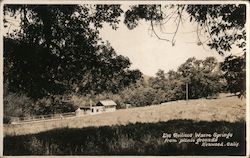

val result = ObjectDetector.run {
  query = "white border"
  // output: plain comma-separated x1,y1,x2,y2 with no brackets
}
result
0,0,250,5
246,0,250,157
0,0,4,157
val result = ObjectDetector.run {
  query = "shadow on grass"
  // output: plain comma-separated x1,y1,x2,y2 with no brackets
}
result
4,119,246,156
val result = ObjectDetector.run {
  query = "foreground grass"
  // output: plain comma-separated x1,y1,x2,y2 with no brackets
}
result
4,119,246,156
4,94,246,136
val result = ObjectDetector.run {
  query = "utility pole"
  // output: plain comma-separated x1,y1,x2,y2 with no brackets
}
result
186,83,189,101
90,99,92,108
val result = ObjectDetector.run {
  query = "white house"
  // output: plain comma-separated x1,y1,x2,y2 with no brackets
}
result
75,99,117,116
96,100,117,112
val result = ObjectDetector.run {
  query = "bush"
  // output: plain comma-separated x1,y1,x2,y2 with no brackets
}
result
34,95,77,115
4,93,34,118
3,116,11,124
120,86,158,106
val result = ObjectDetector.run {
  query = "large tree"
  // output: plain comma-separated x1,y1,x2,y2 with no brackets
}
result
149,57,223,100
3,5,142,99
177,57,223,99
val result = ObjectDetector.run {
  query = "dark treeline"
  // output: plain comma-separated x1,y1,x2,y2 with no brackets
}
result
4,120,246,155
3,55,244,122
122,57,224,106
109,55,245,107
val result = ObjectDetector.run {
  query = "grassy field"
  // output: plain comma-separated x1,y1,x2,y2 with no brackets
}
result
4,120,246,155
4,94,246,136
4,94,246,155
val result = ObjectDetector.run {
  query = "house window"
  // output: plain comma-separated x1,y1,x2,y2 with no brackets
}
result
92,109,94,113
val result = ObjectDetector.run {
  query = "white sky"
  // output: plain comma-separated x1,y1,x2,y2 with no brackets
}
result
99,19,240,77
99,5,242,76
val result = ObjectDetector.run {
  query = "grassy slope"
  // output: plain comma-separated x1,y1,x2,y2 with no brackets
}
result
4,94,246,136
4,120,246,155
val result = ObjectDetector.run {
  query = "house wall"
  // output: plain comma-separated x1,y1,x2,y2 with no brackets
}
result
75,108,83,116
91,106,104,114
84,109,91,114
76,108,92,116
76,105,116,116
105,106,116,112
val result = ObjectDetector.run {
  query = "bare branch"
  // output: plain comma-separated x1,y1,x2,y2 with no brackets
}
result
150,20,171,42
160,9,178,25
196,23,209,51
171,6,184,46
149,5,185,46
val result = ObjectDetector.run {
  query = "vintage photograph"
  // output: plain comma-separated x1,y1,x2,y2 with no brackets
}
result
2,1,248,156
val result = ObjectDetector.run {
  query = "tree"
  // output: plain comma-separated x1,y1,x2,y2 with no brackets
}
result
4,93,34,117
147,57,224,102
221,55,246,97
3,4,142,99
149,70,168,90
164,70,185,101
124,4,246,54
3,4,247,102
121,85,157,106
177,57,223,99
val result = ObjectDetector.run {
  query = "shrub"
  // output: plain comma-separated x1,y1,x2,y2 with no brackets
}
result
34,95,77,115
121,86,158,106
3,116,11,124
4,93,34,118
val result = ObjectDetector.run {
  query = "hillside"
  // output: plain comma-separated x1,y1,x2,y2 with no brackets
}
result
4,94,245,136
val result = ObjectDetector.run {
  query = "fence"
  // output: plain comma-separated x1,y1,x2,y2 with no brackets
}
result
8,112,76,124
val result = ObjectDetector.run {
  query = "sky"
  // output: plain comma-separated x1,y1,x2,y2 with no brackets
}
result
99,6,241,76
3,4,242,77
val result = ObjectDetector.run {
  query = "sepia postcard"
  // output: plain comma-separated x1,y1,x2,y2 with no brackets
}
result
0,0,249,157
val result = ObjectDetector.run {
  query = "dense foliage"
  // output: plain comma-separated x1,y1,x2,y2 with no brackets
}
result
221,55,246,97
120,57,224,106
4,5,142,99
3,5,143,117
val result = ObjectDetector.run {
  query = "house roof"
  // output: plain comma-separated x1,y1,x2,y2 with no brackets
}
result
97,100,117,106
77,100,96,108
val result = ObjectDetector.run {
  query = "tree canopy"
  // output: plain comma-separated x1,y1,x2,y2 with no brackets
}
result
149,57,224,100
124,4,246,54
4,5,142,99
